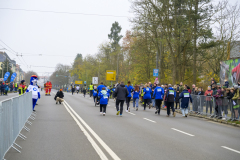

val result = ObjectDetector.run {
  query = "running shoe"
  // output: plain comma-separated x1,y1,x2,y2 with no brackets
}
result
126,110,128,112
173,112,176,117
136,108,138,111
120,114,122,117
103,113,105,116
100,112,103,115
128,108,130,112
185,114,188,117
155,110,158,114
116,110,120,115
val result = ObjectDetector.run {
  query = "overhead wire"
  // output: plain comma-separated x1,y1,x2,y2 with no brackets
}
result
0,7,130,18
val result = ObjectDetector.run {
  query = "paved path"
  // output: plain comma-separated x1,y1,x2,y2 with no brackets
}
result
4,90,240,160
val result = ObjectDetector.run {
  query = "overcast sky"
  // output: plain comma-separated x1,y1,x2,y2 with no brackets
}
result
0,0,238,76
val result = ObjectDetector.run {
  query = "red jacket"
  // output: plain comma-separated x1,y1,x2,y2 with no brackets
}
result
204,90,213,101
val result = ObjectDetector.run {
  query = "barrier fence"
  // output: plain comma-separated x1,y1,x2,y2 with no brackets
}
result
0,92,35,160
178,95,240,121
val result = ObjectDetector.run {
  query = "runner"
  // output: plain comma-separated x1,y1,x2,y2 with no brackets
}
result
143,84,152,110
132,85,140,111
153,83,164,115
76,85,80,94
83,84,87,97
98,87,109,116
115,82,128,117
179,85,192,117
166,84,176,117
126,81,134,112
89,83,94,97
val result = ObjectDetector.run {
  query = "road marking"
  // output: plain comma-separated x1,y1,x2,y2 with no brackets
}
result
63,103,108,160
221,146,240,154
171,128,195,137
64,101,121,160
143,118,156,123
128,112,136,115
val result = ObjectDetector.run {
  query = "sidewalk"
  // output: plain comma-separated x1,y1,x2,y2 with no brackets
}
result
4,93,100,160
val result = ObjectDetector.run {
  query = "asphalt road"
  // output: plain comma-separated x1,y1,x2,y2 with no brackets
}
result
4,90,240,160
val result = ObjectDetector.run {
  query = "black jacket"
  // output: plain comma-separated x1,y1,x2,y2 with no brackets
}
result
114,84,129,100
55,91,64,100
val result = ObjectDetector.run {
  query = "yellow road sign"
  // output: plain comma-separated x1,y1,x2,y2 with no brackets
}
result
106,70,116,81
75,81,82,84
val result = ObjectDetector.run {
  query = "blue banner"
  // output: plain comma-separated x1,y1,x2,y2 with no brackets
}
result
3,72,10,81
153,69,159,77
10,72,17,82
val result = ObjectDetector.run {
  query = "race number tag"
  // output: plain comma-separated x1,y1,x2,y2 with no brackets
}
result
146,88,149,91
184,93,190,97
157,89,161,92
103,95,108,99
169,90,174,95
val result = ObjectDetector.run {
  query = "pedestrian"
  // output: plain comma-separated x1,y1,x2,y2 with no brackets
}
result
163,84,168,108
213,87,223,118
132,85,140,111
165,84,176,117
83,84,87,97
179,85,192,117
143,84,152,110
76,85,80,94
204,86,213,115
153,83,164,115
115,82,128,116
89,83,94,97
55,89,64,104
98,87,109,116
151,83,157,108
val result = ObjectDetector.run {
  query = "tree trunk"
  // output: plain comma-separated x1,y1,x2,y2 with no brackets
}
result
193,0,198,84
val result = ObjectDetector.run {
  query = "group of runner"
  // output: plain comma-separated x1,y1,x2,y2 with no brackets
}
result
91,81,192,117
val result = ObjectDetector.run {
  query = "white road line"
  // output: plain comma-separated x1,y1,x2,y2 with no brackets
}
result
143,118,156,123
171,128,195,137
64,101,121,160
128,112,136,115
221,146,240,154
63,103,108,160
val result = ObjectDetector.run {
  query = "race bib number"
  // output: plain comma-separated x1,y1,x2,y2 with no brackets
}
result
184,93,190,97
157,89,161,92
169,90,174,95
103,95,108,99
146,88,149,91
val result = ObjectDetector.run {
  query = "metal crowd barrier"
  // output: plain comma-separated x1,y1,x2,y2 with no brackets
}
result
182,94,240,121
0,92,35,160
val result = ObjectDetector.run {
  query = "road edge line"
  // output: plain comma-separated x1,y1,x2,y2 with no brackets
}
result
63,102,108,160
64,101,121,160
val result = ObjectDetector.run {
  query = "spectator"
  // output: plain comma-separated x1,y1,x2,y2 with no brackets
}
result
224,81,229,88
0,82,5,96
232,85,239,120
222,87,228,119
149,82,152,89
187,86,191,94
179,82,184,93
194,87,198,95
55,89,64,104
204,86,213,115
211,79,217,89
5,82,9,96
192,84,196,94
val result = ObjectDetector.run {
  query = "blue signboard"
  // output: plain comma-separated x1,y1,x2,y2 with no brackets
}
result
3,72,10,81
10,72,17,82
153,69,159,77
